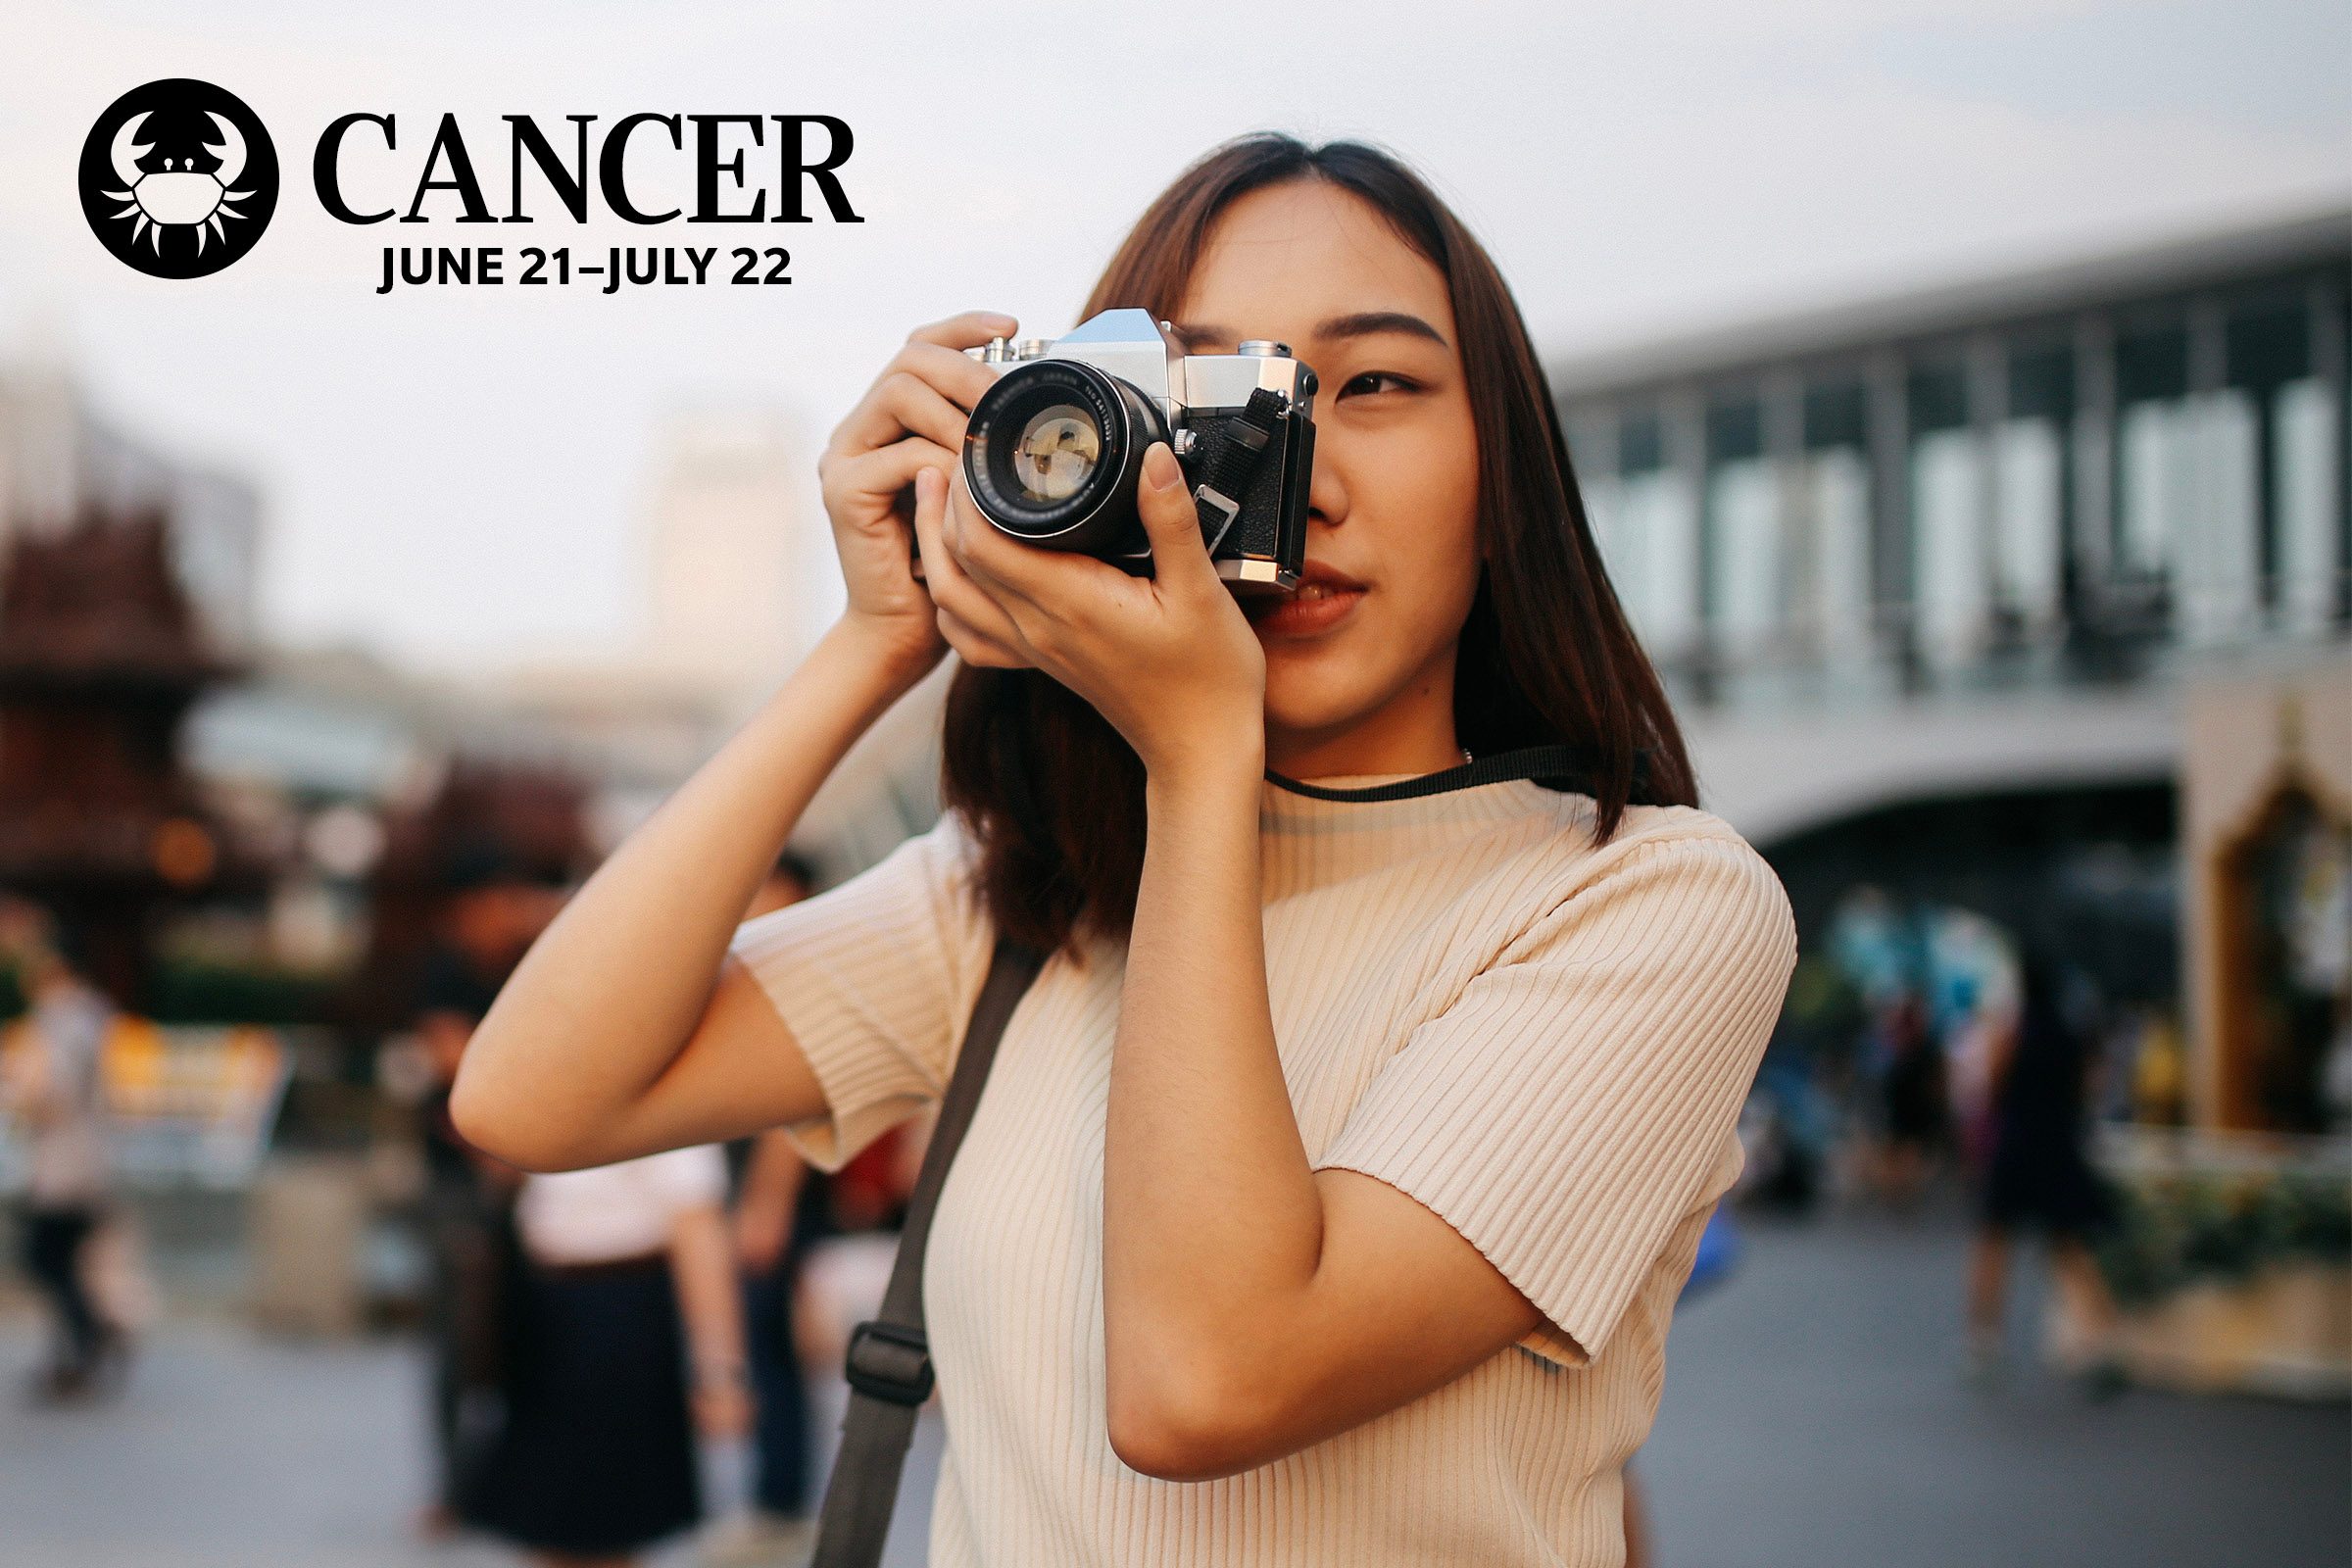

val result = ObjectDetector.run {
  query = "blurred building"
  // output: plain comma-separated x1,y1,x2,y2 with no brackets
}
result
0,364,262,659
639,411,800,700
1556,206,2349,1132
0,367,265,1004
480,409,810,848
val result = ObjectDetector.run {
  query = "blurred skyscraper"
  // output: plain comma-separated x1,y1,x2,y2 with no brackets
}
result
638,412,799,702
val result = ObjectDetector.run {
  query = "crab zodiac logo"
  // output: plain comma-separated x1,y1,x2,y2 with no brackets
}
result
79,79,277,279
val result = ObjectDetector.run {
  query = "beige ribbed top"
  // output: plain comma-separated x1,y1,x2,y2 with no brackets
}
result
729,772,1796,1567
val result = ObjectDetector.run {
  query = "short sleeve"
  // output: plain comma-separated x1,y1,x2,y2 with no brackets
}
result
726,811,996,1172
1313,829,1795,1368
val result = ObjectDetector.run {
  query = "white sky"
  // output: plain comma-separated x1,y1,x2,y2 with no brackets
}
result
1,0,2344,675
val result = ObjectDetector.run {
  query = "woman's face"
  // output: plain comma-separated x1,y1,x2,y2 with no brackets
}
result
1171,179,1484,761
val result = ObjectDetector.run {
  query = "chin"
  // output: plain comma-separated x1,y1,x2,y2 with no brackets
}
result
1262,665,1381,745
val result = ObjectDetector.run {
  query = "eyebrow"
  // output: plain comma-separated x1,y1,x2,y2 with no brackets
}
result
1171,311,1450,353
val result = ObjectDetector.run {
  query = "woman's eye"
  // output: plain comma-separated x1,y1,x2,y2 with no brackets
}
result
1338,370,1416,399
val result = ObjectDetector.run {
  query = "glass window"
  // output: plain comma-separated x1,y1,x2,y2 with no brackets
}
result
1991,417,2065,634
2179,389,2261,647
1707,458,1781,659
1912,429,1988,670
2277,378,2342,635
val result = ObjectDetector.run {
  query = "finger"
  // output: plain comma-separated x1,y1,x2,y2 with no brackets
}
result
1134,441,1221,594
936,604,1029,668
942,468,1053,612
831,369,974,461
906,310,1019,351
946,469,1152,645
891,339,1009,416
832,436,958,509
914,467,1030,651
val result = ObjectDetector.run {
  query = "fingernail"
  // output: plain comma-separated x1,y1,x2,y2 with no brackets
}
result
1145,443,1181,491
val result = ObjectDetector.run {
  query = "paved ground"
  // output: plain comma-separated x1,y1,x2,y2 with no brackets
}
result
1,1210,2342,1567
1638,1212,2349,1568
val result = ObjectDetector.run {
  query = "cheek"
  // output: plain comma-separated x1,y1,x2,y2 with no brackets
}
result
1364,420,1484,626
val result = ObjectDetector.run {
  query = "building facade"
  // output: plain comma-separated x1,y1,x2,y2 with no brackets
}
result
1555,208,2351,1132
1559,208,2347,741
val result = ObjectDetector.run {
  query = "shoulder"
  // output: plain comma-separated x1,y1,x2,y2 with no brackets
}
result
1512,798,1794,965
1510,792,1781,893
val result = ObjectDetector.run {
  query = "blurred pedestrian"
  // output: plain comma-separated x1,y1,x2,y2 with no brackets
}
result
1965,956,2122,1390
1873,991,1945,1210
0,902,129,1404
414,847,546,1536
459,1144,750,1567
706,850,824,1568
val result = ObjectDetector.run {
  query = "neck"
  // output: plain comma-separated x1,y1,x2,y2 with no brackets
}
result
1264,649,1461,780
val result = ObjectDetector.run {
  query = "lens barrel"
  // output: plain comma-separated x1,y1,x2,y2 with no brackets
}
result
963,359,1167,558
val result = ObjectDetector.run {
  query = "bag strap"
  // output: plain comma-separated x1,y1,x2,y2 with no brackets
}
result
810,935,1045,1568
811,744,1620,1560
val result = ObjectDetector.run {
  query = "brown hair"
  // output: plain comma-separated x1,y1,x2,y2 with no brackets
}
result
940,133,1697,957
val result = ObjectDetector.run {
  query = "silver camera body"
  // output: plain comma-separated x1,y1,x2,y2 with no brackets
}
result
960,308,1317,592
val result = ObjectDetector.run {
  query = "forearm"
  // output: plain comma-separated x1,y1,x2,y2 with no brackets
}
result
669,1203,748,1376
1102,752,1327,1413
734,1129,808,1270
742,1129,808,1217
452,618,927,1168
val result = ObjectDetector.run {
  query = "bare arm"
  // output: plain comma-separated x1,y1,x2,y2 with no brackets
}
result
1102,760,1541,1482
669,1201,753,1439
450,618,929,1172
921,443,1541,1482
452,311,1022,1174
0,1024,58,1128
734,1128,810,1274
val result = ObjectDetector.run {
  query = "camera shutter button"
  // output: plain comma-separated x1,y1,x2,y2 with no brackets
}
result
1237,340,1289,358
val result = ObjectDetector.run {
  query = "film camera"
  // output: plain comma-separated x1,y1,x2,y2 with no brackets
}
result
958,309,1317,591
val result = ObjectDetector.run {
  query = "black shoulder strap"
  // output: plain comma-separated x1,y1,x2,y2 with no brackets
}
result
810,935,1045,1568
810,744,1624,1560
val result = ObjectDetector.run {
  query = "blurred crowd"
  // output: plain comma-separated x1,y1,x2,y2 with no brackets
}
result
0,847,940,1568
1739,888,2163,1387
396,843,940,1567
0,857,2326,1565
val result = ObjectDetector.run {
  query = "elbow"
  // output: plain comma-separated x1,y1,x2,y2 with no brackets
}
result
1104,1350,1272,1484
447,1053,574,1174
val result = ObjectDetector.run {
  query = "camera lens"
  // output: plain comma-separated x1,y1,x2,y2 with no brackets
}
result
963,359,1166,560
1009,405,1101,504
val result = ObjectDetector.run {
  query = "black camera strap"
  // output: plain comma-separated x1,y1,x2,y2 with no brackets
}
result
810,745,1623,1566
1189,387,1290,554
811,936,1043,1568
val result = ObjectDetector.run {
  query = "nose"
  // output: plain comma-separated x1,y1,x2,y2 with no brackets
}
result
1304,437,1347,531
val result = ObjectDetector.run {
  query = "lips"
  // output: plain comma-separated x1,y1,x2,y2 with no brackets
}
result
1245,560,1367,637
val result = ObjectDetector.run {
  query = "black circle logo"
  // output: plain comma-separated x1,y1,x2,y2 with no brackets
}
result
79,79,277,279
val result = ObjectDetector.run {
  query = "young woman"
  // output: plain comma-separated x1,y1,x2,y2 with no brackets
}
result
453,133,1797,1566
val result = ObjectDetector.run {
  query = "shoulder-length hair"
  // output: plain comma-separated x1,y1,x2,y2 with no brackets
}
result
940,132,1697,957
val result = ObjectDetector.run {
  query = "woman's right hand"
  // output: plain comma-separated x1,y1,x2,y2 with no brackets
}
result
820,310,1027,683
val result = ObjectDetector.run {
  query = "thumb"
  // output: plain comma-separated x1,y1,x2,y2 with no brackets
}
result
1136,442,1215,585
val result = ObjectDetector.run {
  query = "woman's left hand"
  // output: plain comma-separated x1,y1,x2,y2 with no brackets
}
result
912,444,1267,779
